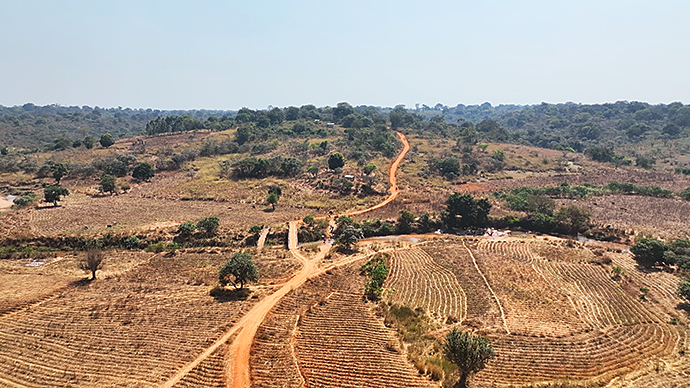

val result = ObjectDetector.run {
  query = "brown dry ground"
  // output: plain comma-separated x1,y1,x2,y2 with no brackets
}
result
0,248,300,387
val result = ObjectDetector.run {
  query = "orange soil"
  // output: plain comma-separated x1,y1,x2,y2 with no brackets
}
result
159,132,410,388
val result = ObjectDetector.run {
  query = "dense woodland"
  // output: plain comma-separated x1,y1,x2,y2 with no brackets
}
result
3,101,690,180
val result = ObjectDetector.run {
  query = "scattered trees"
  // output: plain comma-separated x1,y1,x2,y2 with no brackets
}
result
79,250,105,280
443,328,495,388
99,174,117,194
219,250,259,289
44,185,69,206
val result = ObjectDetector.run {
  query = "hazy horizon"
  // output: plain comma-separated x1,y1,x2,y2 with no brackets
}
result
2,1,689,110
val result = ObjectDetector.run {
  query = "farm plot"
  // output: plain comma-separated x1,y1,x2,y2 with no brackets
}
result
0,253,276,388
473,240,588,336
475,323,684,386
295,292,436,388
386,247,466,323
421,241,504,329
24,191,305,237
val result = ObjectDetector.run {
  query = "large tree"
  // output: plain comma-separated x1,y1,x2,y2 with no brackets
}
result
555,205,591,235
50,162,68,184
100,174,117,194
442,193,492,230
99,133,114,148
132,163,155,181
44,185,69,206
328,152,345,170
631,238,668,265
79,250,105,280
443,328,495,388
219,251,259,289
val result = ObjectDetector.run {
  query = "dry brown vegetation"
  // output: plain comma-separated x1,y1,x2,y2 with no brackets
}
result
0,249,299,387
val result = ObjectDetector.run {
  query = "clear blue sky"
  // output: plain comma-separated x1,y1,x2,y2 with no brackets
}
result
1,0,689,110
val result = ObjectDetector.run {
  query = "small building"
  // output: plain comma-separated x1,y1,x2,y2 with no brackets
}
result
326,122,335,128
343,175,355,181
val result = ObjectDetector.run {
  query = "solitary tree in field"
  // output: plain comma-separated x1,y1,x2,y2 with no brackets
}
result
267,193,279,210
79,250,105,280
50,162,68,184
177,222,197,238
443,328,495,388
44,185,69,206
328,152,345,170
99,133,114,148
219,250,259,289
100,174,117,194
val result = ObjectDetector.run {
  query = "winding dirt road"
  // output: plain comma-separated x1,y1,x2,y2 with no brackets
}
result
159,132,410,388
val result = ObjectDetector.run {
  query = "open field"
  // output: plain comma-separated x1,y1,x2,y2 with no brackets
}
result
0,249,300,387
250,261,437,388
389,237,689,387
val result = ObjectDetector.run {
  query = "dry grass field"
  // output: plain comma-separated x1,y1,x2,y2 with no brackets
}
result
250,261,437,388
0,249,300,388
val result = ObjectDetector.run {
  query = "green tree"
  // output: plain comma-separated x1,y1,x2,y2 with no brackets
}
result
78,250,105,280
44,185,69,206
219,250,259,289
396,210,415,234
336,224,363,251
631,238,668,264
328,152,345,170
442,193,492,230
132,163,155,181
177,221,197,238
268,185,282,197
50,162,68,184
83,136,95,149
197,216,220,236
680,188,690,201
443,328,495,388
303,215,315,225
99,133,115,148
363,163,377,175
267,193,279,210
678,281,690,300
555,205,591,235
0,147,8,155
99,174,117,194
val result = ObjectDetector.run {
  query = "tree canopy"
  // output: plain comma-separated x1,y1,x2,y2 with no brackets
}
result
443,328,495,388
44,185,69,206
219,251,259,289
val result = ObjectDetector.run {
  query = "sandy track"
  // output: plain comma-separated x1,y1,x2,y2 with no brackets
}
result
159,133,410,388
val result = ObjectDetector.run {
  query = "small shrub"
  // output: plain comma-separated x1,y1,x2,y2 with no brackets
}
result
145,241,166,253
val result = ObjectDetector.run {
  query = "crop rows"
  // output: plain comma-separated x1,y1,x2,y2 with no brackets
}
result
386,248,466,322
473,240,585,336
476,323,683,386
172,342,228,388
0,273,255,387
421,243,504,328
295,292,435,388
544,260,662,328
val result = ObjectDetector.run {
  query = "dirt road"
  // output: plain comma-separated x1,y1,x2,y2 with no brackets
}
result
159,132,410,388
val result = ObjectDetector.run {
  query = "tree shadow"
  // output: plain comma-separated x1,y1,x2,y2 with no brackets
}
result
69,278,93,287
210,286,252,302
263,207,275,213
676,302,690,313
